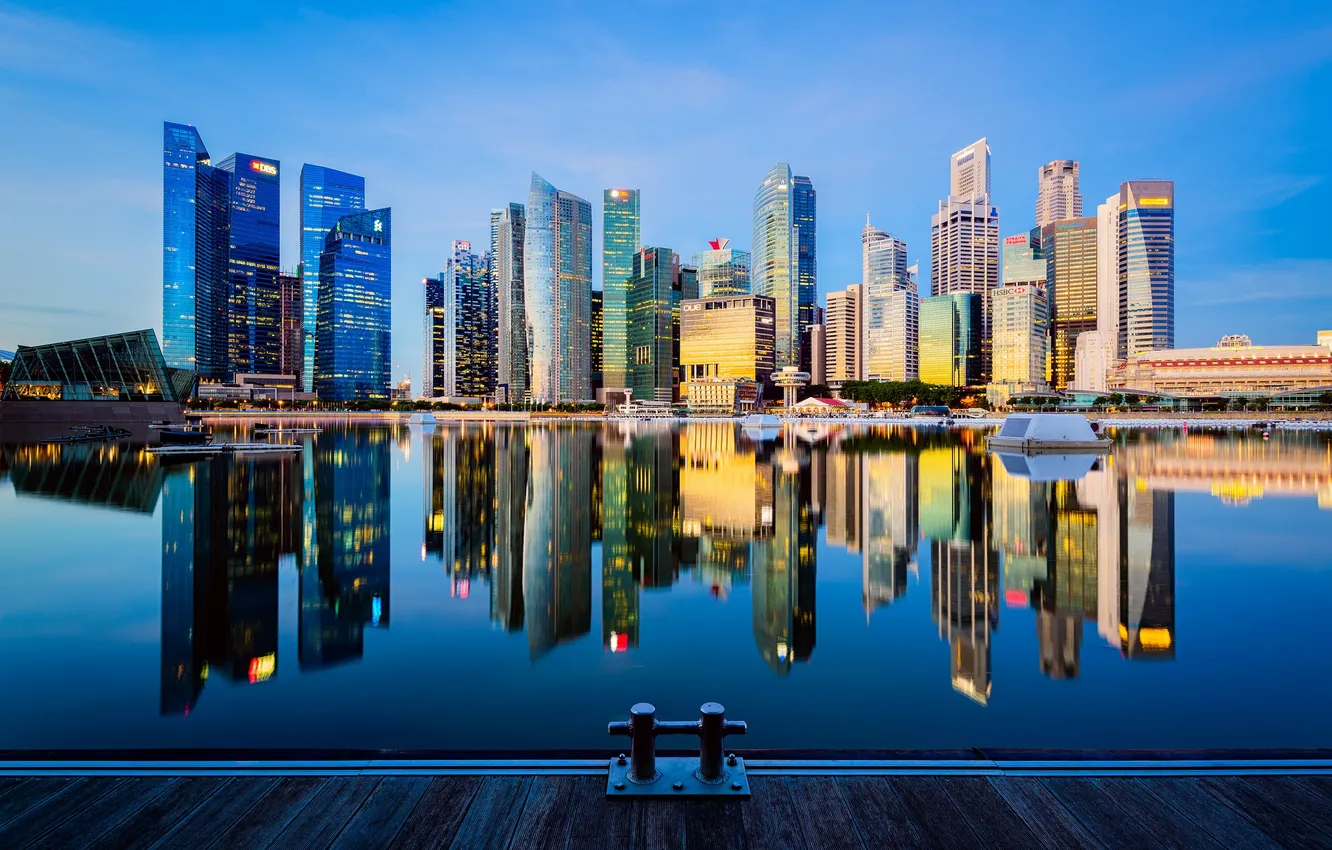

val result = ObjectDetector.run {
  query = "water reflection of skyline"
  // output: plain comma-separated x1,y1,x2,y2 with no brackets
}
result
4,424,1329,718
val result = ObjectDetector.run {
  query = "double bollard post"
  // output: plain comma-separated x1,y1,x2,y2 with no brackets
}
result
606,702,750,798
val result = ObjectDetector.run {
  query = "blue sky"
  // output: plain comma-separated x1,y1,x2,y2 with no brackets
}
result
1,0,1330,379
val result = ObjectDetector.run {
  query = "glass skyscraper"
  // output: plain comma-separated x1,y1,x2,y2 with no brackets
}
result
919,293,982,387
693,238,751,297
316,208,392,401
627,247,676,403
300,166,365,393
1119,180,1175,359
216,153,282,378
602,188,640,393
753,163,799,368
862,218,916,381
1043,217,1098,390
792,174,817,372
524,173,592,403
491,203,526,402
162,122,210,371
441,240,493,397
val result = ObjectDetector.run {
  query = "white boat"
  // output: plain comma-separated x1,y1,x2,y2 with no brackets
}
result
406,412,438,425
986,413,1110,453
742,413,781,428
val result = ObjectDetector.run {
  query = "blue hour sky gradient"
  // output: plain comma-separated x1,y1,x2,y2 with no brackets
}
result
1,0,1330,379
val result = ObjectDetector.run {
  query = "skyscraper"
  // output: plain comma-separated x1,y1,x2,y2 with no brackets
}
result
602,188,640,393
591,289,604,394
1042,217,1098,390
432,241,493,398
1118,180,1175,359
315,209,391,401
524,173,592,403
422,273,445,399
694,238,751,297
933,140,999,380
1002,229,1046,286
793,175,818,372
825,285,862,385
1035,160,1082,228
162,122,213,372
753,163,804,368
278,273,303,379
680,294,776,390
990,283,1049,390
627,247,676,403
300,166,365,392
491,203,526,402
919,293,981,387
1074,194,1121,391
215,153,282,378
861,216,916,381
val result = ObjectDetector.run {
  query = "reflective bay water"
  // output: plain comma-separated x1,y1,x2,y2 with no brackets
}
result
1,419,1330,752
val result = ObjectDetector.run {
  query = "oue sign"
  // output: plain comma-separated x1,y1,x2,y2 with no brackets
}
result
249,160,278,176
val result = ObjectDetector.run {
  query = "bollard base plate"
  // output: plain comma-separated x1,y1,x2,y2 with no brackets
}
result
606,756,750,799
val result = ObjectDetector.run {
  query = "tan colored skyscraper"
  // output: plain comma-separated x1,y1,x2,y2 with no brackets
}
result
1042,217,1098,391
825,284,862,385
950,138,991,201
1035,160,1082,228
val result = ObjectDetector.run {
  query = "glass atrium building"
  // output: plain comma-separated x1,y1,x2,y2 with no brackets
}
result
2,330,191,403
316,209,392,401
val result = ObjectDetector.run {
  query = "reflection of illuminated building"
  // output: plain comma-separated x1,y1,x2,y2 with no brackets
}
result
423,424,496,597
1037,610,1082,679
824,451,861,553
680,423,774,540
628,428,684,589
752,453,815,674
524,426,593,659
1119,486,1175,659
918,446,976,541
301,427,390,669
932,541,998,704
601,429,637,651
8,443,163,513
861,451,918,617
493,426,527,632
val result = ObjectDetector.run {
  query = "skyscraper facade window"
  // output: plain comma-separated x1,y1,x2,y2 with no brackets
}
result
919,293,981,387
1042,217,1098,391
602,188,640,393
447,240,494,397
693,238,751,297
316,208,391,401
793,175,817,373
627,247,676,403
216,153,282,378
162,122,210,372
1035,160,1082,228
680,295,776,390
591,289,603,394
1073,192,1123,392
491,203,526,402
300,165,365,393
1119,180,1175,359
862,217,916,381
1002,229,1046,286
931,199,1000,380
524,173,592,403
753,163,800,368
422,273,445,398
278,273,303,379
825,284,862,385
990,284,1049,388
950,138,991,201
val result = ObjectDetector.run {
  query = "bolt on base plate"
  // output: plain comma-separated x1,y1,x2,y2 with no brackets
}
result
606,756,751,799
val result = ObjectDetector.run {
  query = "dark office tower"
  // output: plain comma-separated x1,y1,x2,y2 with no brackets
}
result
422,273,446,398
278,273,303,379
302,427,391,668
523,426,593,660
591,289,604,395
601,431,637,652
672,258,698,400
1042,217,1098,390
442,241,494,398
491,203,527,403
792,175,817,373
492,427,527,631
1119,486,1175,660
627,247,676,403
214,154,281,378
316,209,392,401
300,166,365,393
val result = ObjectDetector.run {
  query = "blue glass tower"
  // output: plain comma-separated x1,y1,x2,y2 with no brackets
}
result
316,208,392,401
300,166,366,392
524,173,592,403
216,154,281,378
792,175,817,372
162,122,212,371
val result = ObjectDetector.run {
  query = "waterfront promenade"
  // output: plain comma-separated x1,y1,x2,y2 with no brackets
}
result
2,760,1331,848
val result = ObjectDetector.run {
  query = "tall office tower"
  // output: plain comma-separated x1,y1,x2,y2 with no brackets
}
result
680,294,777,389
990,284,1049,389
862,216,917,381
919,293,981,387
1042,217,1098,390
627,247,677,403
694,238,751,297
825,285,862,385
525,173,592,403
441,241,494,398
1035,160,1082,228
934,139,999,380
672,258,698,400
278,273,303,379
422,273,445,398
315,209,391,401
602,188,640,393
300,166,365,392
490,203,526,402
215,154,281,378
1002,229,1046,286
591,289,604,394
1118,180,1175,359
1074,194,1122,391
162,122,216,373
808,323,826,386
792,175,817,372
753,163,801,368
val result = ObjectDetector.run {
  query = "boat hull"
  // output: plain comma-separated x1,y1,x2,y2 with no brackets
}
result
986,436,1110,453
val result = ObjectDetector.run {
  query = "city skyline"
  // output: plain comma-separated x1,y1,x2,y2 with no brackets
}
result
4,3,1326,375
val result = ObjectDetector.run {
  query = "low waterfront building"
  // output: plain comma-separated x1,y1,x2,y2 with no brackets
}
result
1109,334,1332,397
684,378,761,414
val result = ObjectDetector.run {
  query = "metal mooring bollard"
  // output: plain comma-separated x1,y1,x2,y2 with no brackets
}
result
606,702,749,799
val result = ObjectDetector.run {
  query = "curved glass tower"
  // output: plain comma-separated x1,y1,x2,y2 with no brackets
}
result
753,164,798,367
524,173,592,403
524,174,558,403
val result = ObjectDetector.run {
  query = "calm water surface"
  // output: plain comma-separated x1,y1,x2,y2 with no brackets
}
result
1,418,1330,752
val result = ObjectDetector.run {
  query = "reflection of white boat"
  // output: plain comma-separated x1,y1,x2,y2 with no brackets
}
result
254,423,322,435
993,452,1098,481
406,412,438,426
986,413,1110,453
148,442,302,456
741,413,782,441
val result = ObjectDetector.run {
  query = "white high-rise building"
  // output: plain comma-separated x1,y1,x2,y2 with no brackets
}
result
935,139,1000,380
825,284,862,386
1035,160,1083,228
861,215,917,381
950,138,991,201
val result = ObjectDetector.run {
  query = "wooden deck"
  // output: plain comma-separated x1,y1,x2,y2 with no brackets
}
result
2,771,1332,848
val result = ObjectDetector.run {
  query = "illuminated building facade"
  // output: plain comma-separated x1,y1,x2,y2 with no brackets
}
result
793,175,818,374
215,153,282,378
450,241,494,397
627,247,678,403
694,238,751,297
825,285,861,385
754,163,815,369
315,208,392,401
862,218,916,381
680,294,776,394
990,284,1049,389
1002,229,1045,286
162,122,215,373
1119,180,1175,359
931,198,1000,381
525,173,592,402
591,289,603,393
300,165,365,392
1110,334,1332,396
602,188,639,392
1042,216,1098,391
1035,160,1082,228
919,293,981,387
278,273,302,379
491,203,526,402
